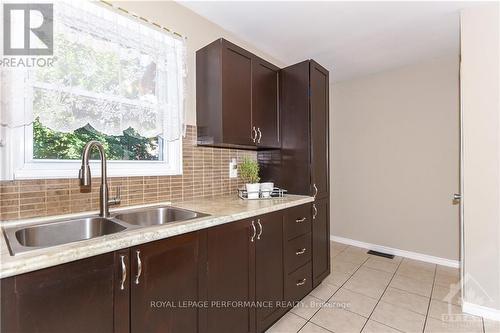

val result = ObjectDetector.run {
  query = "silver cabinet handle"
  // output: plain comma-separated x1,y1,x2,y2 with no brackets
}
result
313,184,318,198
251,126,257,143
296,278,307,286
256,219,262,240
250,220,256,242
257,128,262,143
295,217,306,223
296,248,307,255
120,255,127,290
313,204,318,220
135,250,142,285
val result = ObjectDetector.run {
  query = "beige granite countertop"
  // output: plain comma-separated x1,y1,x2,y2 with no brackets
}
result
0,195,313,279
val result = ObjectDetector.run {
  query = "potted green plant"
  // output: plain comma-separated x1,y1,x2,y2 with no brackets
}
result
240,158,260,199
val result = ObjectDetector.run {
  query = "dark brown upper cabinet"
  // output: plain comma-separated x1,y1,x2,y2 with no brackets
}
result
262,60,330,198
310,61,330,200
196,38,280,149
252,57,280,148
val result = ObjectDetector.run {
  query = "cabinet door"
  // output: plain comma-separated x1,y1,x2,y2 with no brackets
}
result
1,252,127,333
312,198,331,287
206,219,256,333
222,41,253,146
130,231,205,333
274,61,311,195
255,211,285,331
253,58,280,148
310,61,329,199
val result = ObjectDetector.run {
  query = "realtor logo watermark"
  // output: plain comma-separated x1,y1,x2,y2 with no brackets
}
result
2,3,55,67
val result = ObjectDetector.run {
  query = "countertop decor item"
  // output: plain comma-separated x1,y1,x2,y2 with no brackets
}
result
260,182,274,198
238,187,287,200
240,158,261,199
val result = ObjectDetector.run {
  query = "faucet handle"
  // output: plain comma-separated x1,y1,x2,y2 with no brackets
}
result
109,186,122,205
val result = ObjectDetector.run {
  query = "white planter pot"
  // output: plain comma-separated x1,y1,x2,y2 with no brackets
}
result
260,182,274,198
246,183,260,199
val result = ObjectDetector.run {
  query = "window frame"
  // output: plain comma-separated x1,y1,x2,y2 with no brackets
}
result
12,123,182,180
10,82,182,180
4,2,186,181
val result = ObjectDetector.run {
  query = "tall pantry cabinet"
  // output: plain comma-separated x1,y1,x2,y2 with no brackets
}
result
259,60,331,287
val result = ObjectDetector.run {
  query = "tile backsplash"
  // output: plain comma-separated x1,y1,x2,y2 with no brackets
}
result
0,125,256,220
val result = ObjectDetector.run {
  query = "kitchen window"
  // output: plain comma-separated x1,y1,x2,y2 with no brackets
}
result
0,1,186,180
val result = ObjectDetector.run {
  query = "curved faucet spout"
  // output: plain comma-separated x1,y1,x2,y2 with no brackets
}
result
79,141,106,187
79,140,118,217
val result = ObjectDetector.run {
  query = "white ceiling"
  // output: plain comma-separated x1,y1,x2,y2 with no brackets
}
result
179,1,482,82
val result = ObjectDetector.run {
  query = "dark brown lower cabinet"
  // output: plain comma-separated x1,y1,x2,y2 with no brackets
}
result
130,231,206,333
283,204,313,303
1,205,320,333
206,211,287,333
255,211,285,332
312,198,331,287
206,218,256,333
1,251,128,333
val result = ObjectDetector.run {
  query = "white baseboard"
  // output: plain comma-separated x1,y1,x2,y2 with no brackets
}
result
331,235,460,268
463,301,500,321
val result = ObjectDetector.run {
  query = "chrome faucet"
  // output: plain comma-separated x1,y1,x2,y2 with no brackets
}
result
79,140,121,218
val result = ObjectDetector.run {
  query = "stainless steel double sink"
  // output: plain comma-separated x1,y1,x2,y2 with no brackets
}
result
3,206,209,255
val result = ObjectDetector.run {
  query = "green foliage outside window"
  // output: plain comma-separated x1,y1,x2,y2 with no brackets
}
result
31,31,163,162
33,118,160,161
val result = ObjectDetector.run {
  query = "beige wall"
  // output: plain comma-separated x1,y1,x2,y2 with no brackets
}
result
461,3,500,311
114,1,284,126
331,56,460,260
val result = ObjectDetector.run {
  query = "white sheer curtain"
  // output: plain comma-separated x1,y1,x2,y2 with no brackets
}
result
0,0,186,179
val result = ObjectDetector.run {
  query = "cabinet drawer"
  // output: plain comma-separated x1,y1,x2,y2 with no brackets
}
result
285,233,312,274
284,204,312,240
285,263,312,302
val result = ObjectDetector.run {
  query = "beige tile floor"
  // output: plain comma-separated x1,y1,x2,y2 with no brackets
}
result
267,242,499,333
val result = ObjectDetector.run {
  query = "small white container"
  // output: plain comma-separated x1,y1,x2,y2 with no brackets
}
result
260,182,274,198
245,183,260,199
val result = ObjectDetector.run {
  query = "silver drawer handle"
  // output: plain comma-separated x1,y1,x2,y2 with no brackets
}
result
296,248,307,255
135,250,142,285
257,128,262,143
296,278,307,286
295,217,306,223
257,219,263,240
313,183,318,198
251,220,256,242
312,204,318,220
120,255,126,290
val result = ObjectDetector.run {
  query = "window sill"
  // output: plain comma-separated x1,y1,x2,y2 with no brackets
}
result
14,161,182,180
